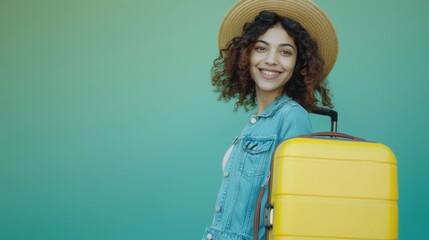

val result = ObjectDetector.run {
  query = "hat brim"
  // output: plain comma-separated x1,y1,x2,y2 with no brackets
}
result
218,0,338,77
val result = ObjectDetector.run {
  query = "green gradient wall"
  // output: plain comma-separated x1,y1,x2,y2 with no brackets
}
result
1,0,427,239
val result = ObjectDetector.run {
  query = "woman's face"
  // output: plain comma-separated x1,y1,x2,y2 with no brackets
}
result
249,23,297,98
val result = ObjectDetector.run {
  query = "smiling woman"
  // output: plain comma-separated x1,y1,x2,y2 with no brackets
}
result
212,11,333,113
203,1,338,239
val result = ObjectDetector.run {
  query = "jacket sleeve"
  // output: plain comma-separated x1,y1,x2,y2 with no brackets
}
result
278,104,313,141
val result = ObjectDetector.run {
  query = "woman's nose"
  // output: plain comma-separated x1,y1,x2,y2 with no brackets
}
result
264,50,278,65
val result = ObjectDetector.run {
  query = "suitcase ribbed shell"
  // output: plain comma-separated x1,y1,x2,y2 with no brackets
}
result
268,136,398,240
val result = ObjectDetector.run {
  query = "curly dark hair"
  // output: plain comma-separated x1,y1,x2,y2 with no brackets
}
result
212,11,333,112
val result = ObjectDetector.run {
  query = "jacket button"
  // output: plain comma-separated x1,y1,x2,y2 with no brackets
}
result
250,117,257,124
215,206,221,212
206,233,213,240
223,171,229,177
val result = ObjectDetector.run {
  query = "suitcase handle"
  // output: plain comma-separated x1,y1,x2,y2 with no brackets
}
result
312,107,338,132
304,131,367,141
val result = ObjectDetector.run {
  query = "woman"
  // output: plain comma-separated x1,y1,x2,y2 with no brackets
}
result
203,1,338,239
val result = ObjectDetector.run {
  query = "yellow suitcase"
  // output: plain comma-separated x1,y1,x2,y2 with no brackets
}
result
254,109,398,240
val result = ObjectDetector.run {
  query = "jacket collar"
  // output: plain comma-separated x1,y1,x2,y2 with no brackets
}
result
256,94,292,118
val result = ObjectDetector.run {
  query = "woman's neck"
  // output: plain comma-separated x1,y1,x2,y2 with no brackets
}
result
255,89,281,115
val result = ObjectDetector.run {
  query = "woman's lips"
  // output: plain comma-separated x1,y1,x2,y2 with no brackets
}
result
260,69,280,79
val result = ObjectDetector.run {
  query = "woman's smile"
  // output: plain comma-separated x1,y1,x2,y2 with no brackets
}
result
259,69,282,79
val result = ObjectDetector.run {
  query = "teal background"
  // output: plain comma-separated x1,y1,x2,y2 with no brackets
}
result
1,0,428,239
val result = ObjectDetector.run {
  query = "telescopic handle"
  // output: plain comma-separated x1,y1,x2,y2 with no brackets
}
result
312,107,338,132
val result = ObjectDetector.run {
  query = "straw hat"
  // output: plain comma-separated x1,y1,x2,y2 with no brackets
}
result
218,0,338,77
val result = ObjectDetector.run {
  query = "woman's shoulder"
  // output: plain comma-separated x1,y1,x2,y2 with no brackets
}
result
276,98,312,139
278,98,309,119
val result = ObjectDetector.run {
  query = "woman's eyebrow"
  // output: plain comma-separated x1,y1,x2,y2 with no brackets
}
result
256,40,296,50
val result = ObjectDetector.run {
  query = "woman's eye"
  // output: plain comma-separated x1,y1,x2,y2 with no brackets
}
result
254,46,266,52
280,50,292,56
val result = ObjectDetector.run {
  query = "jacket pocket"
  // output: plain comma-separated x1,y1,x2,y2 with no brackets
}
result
239,136,276,177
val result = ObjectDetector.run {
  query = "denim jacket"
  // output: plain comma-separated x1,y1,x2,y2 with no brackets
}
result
202,94,312,240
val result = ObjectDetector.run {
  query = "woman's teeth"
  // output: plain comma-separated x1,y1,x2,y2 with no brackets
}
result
261,70,279,77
